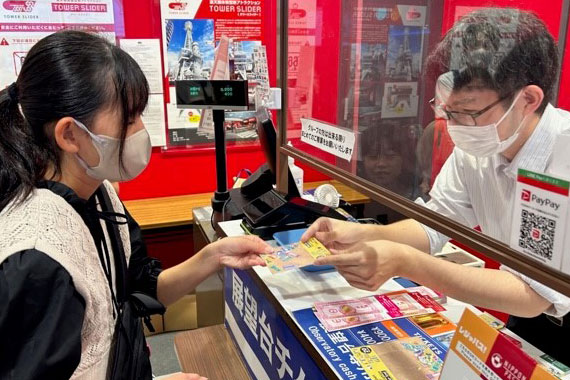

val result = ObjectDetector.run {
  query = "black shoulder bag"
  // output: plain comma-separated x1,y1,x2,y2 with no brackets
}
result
95,187,166,380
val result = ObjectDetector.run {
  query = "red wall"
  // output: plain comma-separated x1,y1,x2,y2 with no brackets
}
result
441,0,565,36
118,0,569,202
118,0,327,201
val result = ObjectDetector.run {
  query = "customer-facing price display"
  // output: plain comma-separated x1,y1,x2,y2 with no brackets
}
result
509,169,570,273
175,80,249,110
440,309,559,380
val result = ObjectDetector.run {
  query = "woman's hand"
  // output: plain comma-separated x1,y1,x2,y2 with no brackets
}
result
301,217,375,251
158,235,272,306
208,235,272,270
314,240,412,291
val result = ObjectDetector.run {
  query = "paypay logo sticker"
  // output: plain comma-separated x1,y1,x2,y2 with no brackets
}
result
521,189,531,202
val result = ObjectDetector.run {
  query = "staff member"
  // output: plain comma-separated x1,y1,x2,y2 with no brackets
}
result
303,8,570,363
0,31,272,380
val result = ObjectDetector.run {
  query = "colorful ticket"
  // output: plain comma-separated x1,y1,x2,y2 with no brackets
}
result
317,313,387,331
261,237,331,274
314,290,446,332
375,290,445,319
313,297,383,318
300,237,331,259
405,286,447,305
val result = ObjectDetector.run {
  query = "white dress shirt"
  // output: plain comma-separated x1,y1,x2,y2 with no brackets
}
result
418,104,570,317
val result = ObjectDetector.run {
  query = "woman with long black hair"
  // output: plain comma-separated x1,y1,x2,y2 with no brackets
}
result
0,30,271,380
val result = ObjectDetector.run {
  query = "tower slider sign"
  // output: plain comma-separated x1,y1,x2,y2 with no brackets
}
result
510,168,570,271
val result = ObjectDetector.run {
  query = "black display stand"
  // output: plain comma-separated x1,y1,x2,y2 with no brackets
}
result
211,109,229,214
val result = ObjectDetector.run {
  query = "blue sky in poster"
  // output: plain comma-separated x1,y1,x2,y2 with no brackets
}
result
387,25,422,59
235,40,261,56
167,18,215,64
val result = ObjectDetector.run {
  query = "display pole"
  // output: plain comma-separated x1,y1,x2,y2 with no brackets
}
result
212,109,229,213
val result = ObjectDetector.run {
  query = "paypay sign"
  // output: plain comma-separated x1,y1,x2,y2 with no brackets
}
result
510,168,570,274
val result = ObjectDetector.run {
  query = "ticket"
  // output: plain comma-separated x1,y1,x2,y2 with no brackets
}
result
301,237,331,259
317,312,386,331
261,238,331,274
314,298,382,318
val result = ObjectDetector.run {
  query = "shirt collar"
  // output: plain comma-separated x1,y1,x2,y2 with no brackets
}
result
502,104,562,179
37,180,92,215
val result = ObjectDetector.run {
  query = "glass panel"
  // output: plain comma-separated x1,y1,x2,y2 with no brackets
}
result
286,0,442,189
284,2,570,260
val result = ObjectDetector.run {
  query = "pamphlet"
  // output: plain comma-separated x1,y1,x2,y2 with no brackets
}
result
293,305,454,380
440,308,559,380
352,336,444,380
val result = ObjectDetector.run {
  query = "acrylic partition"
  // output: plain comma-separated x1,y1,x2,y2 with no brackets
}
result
276,0,570,296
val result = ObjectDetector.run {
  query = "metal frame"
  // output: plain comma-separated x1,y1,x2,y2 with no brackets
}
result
554,0,570,105
276,0,570,297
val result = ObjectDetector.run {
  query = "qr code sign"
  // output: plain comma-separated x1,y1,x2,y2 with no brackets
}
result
518,209,556,260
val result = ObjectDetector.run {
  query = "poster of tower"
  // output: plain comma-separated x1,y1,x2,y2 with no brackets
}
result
352,43,387,111
385,25,423,81
336,2,432,131
165,19,215,82
197,40,269,140
160,0,267,147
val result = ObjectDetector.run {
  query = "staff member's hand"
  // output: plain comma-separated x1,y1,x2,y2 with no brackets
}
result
314,240,411,291
301,217,375,250
209,235,272,269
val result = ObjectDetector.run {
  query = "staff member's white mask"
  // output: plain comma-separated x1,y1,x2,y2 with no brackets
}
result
74,119,151,182
447,91,527,157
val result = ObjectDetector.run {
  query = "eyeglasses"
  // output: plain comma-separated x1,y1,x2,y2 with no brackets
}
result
429,92,514,126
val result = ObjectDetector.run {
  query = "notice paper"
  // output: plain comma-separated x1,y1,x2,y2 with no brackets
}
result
120,39,164,94
141,94,166,147
120,39,166,147
300,118,356,161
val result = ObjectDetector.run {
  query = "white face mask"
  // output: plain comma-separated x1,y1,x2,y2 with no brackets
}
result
447,91,526,157
74,119,151,182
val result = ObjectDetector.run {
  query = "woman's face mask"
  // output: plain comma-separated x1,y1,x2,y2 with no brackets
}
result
446,91,527,157
73,119,151,182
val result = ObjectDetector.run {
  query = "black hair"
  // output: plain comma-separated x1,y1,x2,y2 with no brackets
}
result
360,123,419,161
0,30,149,211
425,8,559,113
359,122,420,179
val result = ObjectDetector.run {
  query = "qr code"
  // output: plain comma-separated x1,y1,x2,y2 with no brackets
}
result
518,209,556,260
